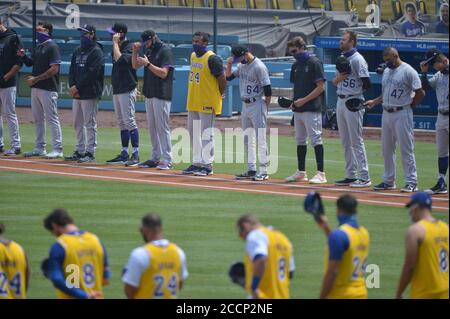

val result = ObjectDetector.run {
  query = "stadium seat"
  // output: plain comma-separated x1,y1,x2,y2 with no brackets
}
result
228,0,247,8
207,44,231,59
254,0,268,9
275,0,295,9
393,0,403,20
330,0,347,11
308,0,323,8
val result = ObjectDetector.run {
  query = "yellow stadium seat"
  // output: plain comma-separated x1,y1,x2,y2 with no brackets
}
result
254,0,268,8
379,0,397,22
229,0,247,8
308,0,323,8
276,0,294,9
330,0,346,11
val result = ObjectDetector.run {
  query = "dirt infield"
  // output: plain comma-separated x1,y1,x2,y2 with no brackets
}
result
15,107,437,141
1,157,448,212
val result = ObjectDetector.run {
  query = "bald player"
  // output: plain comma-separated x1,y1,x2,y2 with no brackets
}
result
396,192,449,299
122,213,188,299
236,214,294,299
0,223,29,299
420,49,449,195
366,48,425,193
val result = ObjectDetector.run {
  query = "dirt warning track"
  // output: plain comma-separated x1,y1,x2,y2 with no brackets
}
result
0,157,448,212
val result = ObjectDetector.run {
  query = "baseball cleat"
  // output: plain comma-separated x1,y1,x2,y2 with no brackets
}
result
194,166,213,176
235,170,257,180
24,149,47,157
253,173,269,181
350,179,372,188
156,162,173,170
4,147,21,156
373,182,396,191
285,170,308,183
310,171,327,184
45,150,64,159
138,160,159,168
125,152,140,167
400,184,419,193
181,165,201,175
78,152,95,163
64,151,84,161
424,179,448,195
106,151,129,165
335,178,357,186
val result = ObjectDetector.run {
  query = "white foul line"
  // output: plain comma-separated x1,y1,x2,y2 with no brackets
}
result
0,165,448,211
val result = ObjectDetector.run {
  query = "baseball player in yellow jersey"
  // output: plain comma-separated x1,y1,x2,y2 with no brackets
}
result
182,31,227,176
122,213,188,299
396,192,449,299
43,208,110,299
305,193,370,299
236,214,294,299
0,223,29,299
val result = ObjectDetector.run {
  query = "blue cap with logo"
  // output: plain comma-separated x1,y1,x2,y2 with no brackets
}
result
405,192,432,209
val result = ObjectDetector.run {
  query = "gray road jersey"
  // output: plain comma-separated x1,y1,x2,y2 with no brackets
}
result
234,57,271,99
429,71,449,111
382,62,421,108
337,52,370,96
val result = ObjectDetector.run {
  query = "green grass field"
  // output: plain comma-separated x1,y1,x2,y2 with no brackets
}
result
0,123,448,299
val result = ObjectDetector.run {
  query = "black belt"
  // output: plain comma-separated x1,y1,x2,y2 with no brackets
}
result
384,106,405,113
439,110,449,116
338,94,357,99
242,97,258,104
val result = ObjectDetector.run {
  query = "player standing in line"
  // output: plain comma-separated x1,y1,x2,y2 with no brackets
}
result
182,31,226,176
236,214,294,299
132,30,174,170
0,17,22,156
65,24,104,164
366,47,425,193
396,192,449,299
19,21,63,159
122,213,188,299
0,223,29,299
420,49,449,195
332,31,372,188
225,45,272,181
106,23,140,167
285,36,327,184
306,193,370,299
42,208,110,299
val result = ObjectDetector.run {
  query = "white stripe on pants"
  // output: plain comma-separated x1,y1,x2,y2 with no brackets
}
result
31,88,62,151
436,113,449,158
72,99,98,154
188,111,215,166
336,97,370,180
381,107,417,185
113,89,137,131
242,99,268,174
0,86,21,149
145,97,172,163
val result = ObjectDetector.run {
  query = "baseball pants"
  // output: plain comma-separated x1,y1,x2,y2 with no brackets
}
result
294,111,323,146
145,97,172,164
188,111,215,167
336,97,370,181
0,86,21,149
31,88,62,152
72,99,98,155
381,107,418,185
242,99,268,174
113,89,138,131
436,113,449,158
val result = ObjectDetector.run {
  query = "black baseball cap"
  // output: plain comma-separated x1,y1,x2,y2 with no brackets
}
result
107,22,127,35
422,48,441,65
405,192,432,209
77,24,96,34
140,30,156,43
232,45,248,63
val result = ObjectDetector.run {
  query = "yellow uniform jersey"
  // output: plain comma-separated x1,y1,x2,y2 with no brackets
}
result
186,51,223,115
244,227,293,299
410,220,449,299
0,240,27,299
134,242,183,299
56,231,105,299
324,224,370,299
